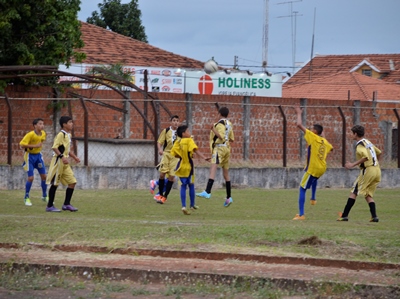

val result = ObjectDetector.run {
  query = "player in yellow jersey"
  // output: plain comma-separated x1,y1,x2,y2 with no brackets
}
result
154,115,180,204
196,107,235,207
171,125,209,215
293,106,333,220
19,118,48,206
337,125,381,222
46,116,81,212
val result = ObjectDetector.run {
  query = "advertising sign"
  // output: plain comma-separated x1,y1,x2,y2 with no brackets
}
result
58,64,184,93
58,64,282,97
185,71,282,97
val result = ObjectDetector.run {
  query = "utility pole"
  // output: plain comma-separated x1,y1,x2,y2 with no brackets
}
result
262,0,269,71
277,0,303,74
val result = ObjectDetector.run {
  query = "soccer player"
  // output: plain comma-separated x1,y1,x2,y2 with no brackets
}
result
293,106,333,220
171,125,209,215
196,106,235,207
337,125,381,222
154,115,180,204
46,116,80,212
19,118,48,206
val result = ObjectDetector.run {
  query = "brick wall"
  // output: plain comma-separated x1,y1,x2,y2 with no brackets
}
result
1,86,399,167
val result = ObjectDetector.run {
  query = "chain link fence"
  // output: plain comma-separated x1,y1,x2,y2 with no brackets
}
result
1,94,399,169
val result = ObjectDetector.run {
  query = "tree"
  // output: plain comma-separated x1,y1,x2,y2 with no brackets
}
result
87,0,147,43
0,0,85,67
0,0,86,89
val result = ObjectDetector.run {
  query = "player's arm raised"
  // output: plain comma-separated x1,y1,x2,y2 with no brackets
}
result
295,106,306,133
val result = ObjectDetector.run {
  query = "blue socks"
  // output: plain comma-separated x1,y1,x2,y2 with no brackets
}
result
180,183,196,208
25,181,32,198
41,180,47,197
298,187,306,216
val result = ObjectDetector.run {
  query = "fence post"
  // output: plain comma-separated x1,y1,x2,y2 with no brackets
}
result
243,96,250,161
299,98,307,162
278,105,287,167
394,109,400,168
337,106,346,167
4,94,12,165
123,91,131,139
186,93,193,132
79,98,89,166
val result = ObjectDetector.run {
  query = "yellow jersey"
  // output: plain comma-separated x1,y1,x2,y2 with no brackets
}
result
20,130,46,154
157,127,178,153
304,129,333,178
209,119,234,153
170,137,198,178
355,138,381,169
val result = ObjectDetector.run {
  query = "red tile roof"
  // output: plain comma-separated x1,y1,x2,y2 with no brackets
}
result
283,71,400,101
78,22,204,69
286,54,400,85
283,54,400,100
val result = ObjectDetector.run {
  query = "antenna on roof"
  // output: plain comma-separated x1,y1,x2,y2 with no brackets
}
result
309,7,316,81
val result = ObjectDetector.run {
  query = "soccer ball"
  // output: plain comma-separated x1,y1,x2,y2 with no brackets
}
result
204,59,218,74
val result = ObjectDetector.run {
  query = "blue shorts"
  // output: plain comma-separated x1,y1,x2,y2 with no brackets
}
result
22,153,46,177
300,172,318,189
179,176,194,186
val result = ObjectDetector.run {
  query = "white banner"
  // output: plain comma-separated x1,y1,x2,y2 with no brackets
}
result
59,64,282,97
58,64,184,93
185,71,282,97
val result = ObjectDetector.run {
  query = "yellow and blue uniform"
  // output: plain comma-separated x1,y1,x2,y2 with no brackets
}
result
209,119,234,169
20,130,47,176
351,138,381,198
171,137,198,208
47,130,77,186
298,129,333,216
300,129,333,188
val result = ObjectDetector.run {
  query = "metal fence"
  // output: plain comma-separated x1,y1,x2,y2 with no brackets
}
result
1,94,399,169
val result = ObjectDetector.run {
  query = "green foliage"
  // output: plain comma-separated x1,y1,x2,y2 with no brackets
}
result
0,0,86,87
86,63,134,90
87,0,148,42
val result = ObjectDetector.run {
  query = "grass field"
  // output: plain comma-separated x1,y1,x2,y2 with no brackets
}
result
0,187,399,264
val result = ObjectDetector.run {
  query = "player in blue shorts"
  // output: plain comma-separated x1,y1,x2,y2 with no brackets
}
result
293,106,333,220
19,118,48,206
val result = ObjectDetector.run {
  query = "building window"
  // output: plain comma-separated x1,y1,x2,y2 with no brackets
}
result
362,69,372,77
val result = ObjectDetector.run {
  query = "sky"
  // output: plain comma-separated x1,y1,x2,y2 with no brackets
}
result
78,0,400,75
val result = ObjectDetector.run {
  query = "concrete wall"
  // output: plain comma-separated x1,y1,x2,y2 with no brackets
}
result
1,165,399,191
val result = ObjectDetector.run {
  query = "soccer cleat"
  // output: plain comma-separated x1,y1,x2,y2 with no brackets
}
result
46,206,61,212
337,217,349,221
310,200,317,205
153,192,160,201
155,195,166,204
62,205,78,212
182,207,191,215
196,191,211,199
293,214,305,220
370,217,379,223
190,205,199,211
41,196,49,203
149,180,156,195
224,197,233,207
24,198,32,206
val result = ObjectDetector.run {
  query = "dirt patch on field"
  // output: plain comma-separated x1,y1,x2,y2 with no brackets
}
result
0,243,399,298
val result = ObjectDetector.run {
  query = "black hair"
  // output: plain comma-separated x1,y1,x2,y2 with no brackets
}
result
170,115,179,121
313,124,323,135
219,107,229,117
59,115,72,127
177,125,188,138
32,118,44,126
351,125,365,137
